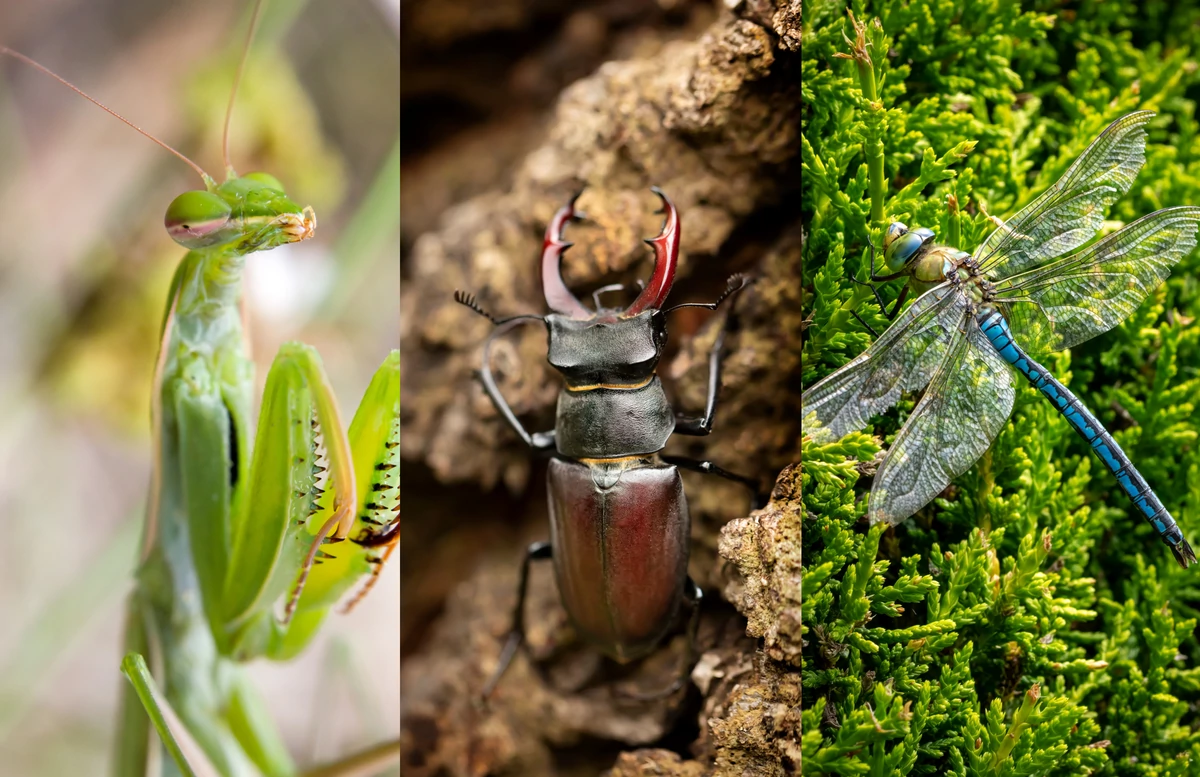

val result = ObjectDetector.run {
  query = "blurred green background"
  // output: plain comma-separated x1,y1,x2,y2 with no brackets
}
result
0,0,398,774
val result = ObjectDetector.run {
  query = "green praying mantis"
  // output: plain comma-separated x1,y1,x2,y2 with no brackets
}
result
2,2,400,776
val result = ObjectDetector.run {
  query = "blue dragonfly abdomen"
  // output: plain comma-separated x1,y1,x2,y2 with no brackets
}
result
802,113,1200,567
977,306,1196,567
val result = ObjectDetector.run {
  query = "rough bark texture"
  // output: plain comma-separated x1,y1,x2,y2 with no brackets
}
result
719,464,802,666
401,1,803,774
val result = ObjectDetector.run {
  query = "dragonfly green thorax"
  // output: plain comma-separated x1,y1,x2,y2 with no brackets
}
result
883,221,977,295
164,172,316,252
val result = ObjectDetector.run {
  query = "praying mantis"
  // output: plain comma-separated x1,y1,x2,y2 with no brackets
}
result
2,1,399,775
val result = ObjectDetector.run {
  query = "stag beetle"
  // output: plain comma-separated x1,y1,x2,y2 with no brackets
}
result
455,187,756,698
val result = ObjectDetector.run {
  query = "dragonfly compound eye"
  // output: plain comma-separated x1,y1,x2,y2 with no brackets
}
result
883,225,937,270
885,221,909,247
885,230,925,266
165,190,234,249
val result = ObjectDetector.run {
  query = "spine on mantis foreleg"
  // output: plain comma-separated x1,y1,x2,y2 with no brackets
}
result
296,350,400,628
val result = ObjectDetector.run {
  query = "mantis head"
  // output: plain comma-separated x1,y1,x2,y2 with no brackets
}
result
0,44,316,256
165,172,316,252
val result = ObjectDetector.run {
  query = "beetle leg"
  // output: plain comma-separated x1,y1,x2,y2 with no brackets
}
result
660,455,758,491
476,318,557,451
616,578,703,701
660,455,766,508
481,541,553,700
674,278,747,437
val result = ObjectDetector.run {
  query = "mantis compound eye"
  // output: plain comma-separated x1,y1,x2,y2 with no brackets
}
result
242,171,286,192
165,190,234,249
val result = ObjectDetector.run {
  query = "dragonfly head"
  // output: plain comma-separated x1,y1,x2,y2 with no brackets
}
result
165,172,316,252
883,222,935,273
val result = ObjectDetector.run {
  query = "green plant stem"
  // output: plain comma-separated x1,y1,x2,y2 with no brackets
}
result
842,12,886,224
992,684,1040,768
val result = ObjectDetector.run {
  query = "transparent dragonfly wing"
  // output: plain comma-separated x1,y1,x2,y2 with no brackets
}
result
994,206,1200,352
868,318,1016,526
802,284,967,442
975,112,1152,279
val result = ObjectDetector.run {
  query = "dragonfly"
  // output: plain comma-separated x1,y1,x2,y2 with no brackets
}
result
802,111,1200,568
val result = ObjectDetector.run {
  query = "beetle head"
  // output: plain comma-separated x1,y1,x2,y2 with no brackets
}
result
539,188,680,386
545,310,665,386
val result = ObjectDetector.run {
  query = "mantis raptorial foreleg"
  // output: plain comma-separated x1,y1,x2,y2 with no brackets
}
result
119,348,399,777
121,331,399,776
214,345,400,662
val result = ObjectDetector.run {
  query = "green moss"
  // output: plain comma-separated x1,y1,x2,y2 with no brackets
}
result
802,2,1200,773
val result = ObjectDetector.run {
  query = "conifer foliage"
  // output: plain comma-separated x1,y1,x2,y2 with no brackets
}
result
802,2,1200,773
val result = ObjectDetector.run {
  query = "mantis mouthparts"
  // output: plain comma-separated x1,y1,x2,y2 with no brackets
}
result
281,206,317,242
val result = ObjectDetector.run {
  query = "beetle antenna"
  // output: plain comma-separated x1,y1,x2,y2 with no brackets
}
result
454,290,544,326
455,290,500,324
222,0,269,178
0,46,215,188
664,273,749,313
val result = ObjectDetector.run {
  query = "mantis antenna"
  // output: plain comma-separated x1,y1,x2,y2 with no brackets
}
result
222,0,269,178
0,45,215,187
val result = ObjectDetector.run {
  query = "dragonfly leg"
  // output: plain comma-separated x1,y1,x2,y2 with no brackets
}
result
862,234,907,285
846,237,909,331
850,278,909,323
481,541,553,700
850,309,880,337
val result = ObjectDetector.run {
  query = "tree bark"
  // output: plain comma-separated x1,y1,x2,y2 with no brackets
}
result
400,2,803,774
